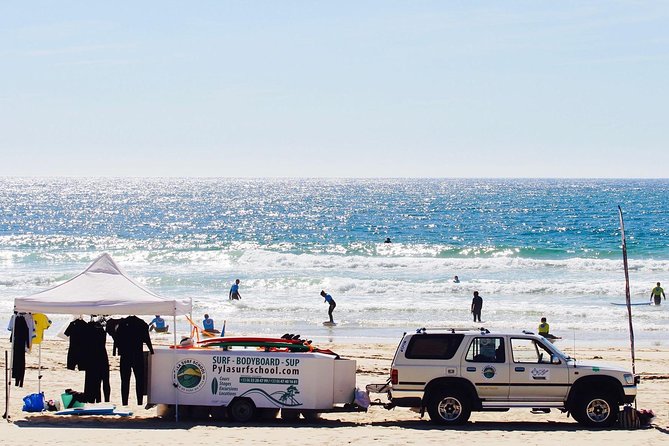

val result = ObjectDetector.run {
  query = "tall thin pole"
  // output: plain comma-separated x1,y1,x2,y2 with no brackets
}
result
618,206,636,375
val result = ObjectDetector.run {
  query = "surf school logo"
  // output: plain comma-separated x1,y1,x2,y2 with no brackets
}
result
174,358,206,393
482,365,496,379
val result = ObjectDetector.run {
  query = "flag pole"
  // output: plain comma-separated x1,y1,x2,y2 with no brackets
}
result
618,205,636,376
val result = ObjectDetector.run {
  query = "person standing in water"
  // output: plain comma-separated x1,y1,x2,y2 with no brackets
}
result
650,282,666,305
471,291,483,323
229,279,242,300
320,290,336,323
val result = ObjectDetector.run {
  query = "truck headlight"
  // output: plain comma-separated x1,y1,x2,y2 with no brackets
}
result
624,373,635,385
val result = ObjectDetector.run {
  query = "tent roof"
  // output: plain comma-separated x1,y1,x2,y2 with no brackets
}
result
13,253,191,316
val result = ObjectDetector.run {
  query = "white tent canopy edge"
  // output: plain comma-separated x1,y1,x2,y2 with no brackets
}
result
13,253,191,316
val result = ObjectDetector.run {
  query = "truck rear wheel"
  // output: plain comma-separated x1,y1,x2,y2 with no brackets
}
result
228,398,256,423
573,390,618,427
426,387,471,425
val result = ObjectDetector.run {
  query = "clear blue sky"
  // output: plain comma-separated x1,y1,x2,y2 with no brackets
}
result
1,1,667,178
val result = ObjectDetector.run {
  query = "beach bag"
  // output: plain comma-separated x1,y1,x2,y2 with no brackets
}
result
353,387,371,409
619,405,640,429
22,392,45,412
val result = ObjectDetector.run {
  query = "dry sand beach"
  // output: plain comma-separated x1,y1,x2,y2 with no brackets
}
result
1,338,668,445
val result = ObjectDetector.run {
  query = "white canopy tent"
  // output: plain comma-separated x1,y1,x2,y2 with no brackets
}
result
5,253,191,421
14,253,191,316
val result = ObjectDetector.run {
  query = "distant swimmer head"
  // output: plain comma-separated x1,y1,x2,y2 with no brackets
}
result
473,291,479,297
384,237,391,243
236,279,240,284
204,314,209,319
320,290,326,297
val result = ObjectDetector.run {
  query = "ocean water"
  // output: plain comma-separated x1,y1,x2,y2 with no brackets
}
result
1,178,668,348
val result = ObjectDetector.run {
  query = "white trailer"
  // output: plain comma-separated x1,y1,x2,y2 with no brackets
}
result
148,347,358,421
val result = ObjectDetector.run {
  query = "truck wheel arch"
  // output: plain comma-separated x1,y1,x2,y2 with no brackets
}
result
566,376,624,409
422,378,481,410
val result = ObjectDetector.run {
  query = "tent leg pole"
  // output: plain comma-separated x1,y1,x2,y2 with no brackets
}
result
38,344,42,395
3,350,8,421
173,313,179,423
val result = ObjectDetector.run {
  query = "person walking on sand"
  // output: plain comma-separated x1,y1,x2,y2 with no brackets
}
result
321,290,336,323
471,291,483,323
229,279,242,300
650,282,666,305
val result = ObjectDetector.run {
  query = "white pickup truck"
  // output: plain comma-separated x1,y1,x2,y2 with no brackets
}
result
372,328,638,427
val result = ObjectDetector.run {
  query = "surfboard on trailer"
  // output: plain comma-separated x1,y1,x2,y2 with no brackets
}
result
198,336,306,345
323,321,337,326
610,302,652,306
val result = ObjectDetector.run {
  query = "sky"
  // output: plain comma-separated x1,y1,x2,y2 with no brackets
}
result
1,1,668,178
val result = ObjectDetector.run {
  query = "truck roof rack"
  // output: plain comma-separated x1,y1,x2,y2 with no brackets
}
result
415,327,490,334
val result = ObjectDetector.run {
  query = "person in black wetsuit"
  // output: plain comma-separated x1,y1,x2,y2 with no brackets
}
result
471,291,483,323
114,316,154,406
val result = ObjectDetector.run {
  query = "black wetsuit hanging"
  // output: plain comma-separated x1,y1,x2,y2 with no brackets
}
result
115,316,154,406
10,314,29,387
64,319,89,371
83,321,111,403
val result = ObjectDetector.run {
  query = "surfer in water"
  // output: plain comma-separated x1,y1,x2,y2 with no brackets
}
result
229,279,242,300
321,290,336,323
650,282,666,305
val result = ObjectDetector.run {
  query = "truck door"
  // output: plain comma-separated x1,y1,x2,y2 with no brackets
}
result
461,336,509,400
508,337,570,401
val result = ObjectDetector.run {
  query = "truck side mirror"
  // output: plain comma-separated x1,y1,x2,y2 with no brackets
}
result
551,355,561,365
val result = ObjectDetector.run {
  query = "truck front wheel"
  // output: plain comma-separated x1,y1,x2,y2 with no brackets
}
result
228,398,256,423
573,390,618,427
426,387,471,425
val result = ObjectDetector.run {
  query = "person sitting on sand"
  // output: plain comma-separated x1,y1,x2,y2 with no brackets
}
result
203,314,216,332
650,282,666,305
149,315,168,333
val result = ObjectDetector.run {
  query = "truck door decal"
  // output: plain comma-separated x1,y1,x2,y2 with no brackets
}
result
530,367,550,380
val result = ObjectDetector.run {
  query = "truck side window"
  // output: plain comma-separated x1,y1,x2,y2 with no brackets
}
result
405,334,464,360
465,337,505,363
511,338,554,363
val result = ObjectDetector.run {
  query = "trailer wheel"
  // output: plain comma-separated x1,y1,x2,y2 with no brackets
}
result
228,398,256,423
